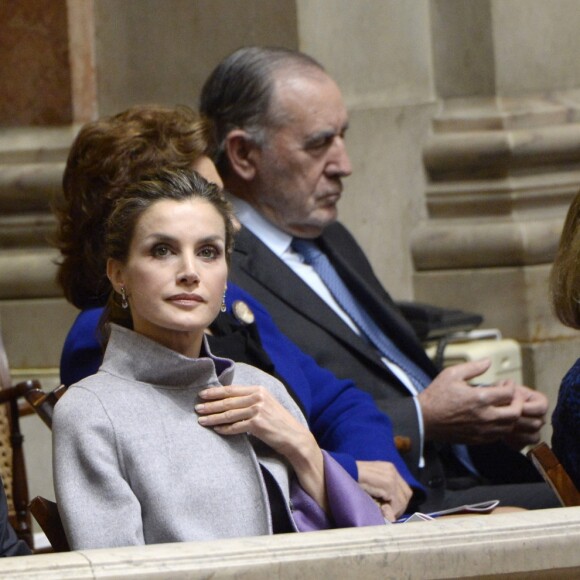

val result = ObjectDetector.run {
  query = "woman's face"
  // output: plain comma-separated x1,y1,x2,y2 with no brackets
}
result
108,197,228,356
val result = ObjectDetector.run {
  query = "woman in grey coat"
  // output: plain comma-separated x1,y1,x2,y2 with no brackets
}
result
53,168,383,550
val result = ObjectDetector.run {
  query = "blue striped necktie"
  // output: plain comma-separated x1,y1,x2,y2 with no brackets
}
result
291,238,432,391
292,237,478,476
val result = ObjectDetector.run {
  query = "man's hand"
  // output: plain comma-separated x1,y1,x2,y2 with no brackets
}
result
356,461,412,521
418,359,524,444
504,386,548,449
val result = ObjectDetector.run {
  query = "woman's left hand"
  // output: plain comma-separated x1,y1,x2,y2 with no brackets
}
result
196,384,327,510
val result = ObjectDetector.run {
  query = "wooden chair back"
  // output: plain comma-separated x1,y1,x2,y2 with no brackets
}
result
0,319,71,551
24,383,67,430
527,442,580,507
0,322,34,550
29,496,69,552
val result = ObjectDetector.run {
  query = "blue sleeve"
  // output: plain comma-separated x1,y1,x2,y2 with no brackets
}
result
226,284,423,492
60,308,105,386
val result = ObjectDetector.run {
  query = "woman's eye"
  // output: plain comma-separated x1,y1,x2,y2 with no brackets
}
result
152,244,171,258
198,246,219,260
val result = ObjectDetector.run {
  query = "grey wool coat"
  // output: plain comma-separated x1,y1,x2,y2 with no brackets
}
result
53,324,306,550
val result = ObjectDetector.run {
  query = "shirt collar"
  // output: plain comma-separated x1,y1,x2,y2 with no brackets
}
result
229,195,293,258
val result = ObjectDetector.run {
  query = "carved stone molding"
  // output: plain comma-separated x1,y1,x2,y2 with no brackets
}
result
412,93,580,271
0,127,73,299
0,249,60,300
0,507,579,578
0,163,64,214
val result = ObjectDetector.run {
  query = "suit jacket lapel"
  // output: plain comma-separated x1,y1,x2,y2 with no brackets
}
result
319,226,438,378
233,228,387,372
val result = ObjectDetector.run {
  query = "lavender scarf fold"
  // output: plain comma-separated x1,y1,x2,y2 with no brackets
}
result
291,450,385,531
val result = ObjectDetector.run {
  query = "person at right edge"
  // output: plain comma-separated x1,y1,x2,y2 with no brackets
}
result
551,190,580,489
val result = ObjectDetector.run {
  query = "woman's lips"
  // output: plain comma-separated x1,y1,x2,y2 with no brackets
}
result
167,293,205,306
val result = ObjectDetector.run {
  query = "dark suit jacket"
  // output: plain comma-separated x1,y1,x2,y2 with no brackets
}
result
230,222,541,493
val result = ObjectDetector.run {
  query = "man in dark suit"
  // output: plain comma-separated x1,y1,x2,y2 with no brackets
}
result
200,46,558,510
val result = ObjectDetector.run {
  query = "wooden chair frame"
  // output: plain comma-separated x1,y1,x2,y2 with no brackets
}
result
527,442,580,507
0,318,72,551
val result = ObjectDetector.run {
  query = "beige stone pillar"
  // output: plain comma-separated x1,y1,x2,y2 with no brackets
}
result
412,0,580,432
0,0,90,377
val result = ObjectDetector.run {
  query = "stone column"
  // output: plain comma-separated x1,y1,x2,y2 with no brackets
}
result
0,0,89,375
412,0,580,429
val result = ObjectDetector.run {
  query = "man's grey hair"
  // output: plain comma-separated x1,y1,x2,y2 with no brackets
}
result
199,46,325,175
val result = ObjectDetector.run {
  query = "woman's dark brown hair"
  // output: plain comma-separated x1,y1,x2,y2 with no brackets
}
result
551,190,580,329
54,105,214,309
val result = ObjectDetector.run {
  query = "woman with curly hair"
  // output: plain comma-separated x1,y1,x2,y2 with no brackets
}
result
55,105,221,385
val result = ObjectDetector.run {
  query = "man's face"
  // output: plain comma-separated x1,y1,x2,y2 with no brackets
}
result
249,73,352,238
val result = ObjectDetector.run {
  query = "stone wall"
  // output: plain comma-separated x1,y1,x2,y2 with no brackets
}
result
413,0,580,435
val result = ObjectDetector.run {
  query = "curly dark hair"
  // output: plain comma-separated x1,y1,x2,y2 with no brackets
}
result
53,104,214,309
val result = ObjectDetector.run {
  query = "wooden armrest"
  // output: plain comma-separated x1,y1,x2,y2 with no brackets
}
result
23,383,68,429
51,384,68,401
0,380,40,405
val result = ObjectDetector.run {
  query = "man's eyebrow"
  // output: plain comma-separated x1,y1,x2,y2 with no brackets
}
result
303,124,349,148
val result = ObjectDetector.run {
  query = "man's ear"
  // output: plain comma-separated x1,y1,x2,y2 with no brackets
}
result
224,129,260,181
107,258,125,292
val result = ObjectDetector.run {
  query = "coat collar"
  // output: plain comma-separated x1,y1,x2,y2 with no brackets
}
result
102,324,236,388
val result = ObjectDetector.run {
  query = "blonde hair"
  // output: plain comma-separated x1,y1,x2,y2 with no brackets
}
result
551,190,580,329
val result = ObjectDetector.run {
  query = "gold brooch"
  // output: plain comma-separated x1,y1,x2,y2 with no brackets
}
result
232,300,255,325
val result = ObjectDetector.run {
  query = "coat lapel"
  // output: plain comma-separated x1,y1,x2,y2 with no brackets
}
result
232,228,387,373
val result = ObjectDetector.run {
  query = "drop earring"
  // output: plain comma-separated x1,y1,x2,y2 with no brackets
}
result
120,286,129,309
221,289,227,313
